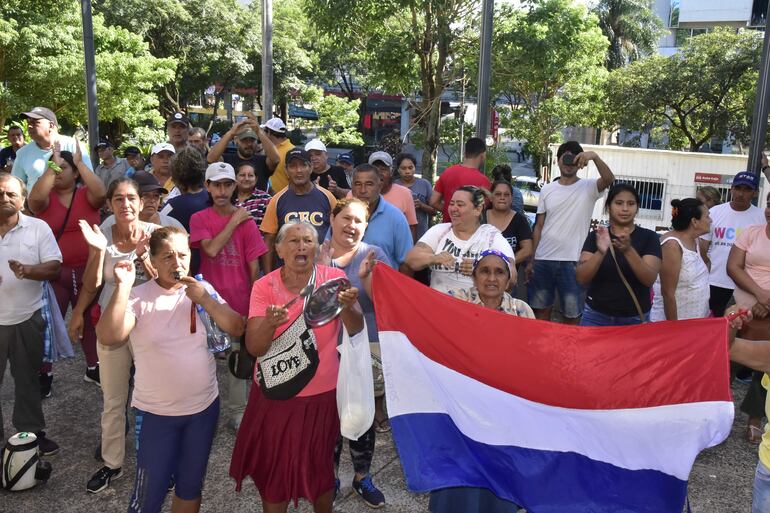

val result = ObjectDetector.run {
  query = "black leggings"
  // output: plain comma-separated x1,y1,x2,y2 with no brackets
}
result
334,425,376,477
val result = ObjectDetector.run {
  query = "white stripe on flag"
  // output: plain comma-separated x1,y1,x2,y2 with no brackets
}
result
380,331,733,481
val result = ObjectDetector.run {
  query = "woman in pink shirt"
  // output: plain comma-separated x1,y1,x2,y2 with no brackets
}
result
230,220,363,513
96,226,244,513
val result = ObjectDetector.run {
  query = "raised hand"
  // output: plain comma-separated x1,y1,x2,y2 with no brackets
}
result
358,250,377,281
319,240,334,266
338,286,359,310
179,276,207,303
135,228,151,258
596,225,611,254
433,251,456,269
79,220,108,251
265,304,290,328
231,207,252,226
113,260,136,286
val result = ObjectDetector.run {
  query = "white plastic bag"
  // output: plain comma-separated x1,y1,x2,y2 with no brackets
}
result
337,322,375,440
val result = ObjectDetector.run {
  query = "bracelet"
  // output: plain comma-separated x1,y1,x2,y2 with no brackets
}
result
48,161,62,174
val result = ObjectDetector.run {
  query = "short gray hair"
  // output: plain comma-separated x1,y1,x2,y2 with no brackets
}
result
275,219,319,246
189,127,207,139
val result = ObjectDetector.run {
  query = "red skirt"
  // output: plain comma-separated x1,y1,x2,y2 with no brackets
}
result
230,385,339,506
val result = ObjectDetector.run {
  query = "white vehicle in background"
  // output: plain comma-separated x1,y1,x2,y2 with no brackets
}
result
512,176,541,212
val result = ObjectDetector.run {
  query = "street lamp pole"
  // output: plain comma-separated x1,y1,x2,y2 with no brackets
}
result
81,0,99,154
262,0,274,122
747,4,770,176
475,0,494,139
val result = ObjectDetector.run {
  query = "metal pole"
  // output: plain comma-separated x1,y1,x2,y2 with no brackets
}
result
460,68,466,157
748,4,770,176
81,0,99,155
475,0,494,139
261,0,274,122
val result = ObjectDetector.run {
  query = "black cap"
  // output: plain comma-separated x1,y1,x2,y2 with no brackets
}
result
132,170,168,195
285,148,310,166
123,146,142,157
22,107,58,127
96,140,112,149
166,112,190,127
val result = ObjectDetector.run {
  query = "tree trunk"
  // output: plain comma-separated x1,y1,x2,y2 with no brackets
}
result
421,96,442,184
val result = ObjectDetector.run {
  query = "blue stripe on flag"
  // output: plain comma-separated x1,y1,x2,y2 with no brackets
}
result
391,412,688,513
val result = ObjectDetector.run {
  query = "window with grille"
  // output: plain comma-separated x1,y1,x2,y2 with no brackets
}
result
613,177,667,220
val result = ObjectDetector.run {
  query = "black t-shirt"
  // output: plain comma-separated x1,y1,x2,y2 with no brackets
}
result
223,153,272,191
582,226,661,317
500,212,533,258
312,165,348,190
0,146,16,168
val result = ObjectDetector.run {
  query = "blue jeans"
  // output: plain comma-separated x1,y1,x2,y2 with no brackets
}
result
754,460,770,513
527,260,585,318
579,304,649,327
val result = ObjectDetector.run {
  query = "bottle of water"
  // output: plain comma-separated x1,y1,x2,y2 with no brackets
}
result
194,274,232,353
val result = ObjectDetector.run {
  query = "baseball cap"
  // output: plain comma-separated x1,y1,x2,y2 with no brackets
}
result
205,162,236,182
261,117,287,134
236,128,258,141
166,112,190,127
150,142,175,156
368,151,393,168
285,148,311,166
337,153,354,165
123,146,142,157
732,171,759,190
22,107,58,127
96,140,112,150
132,170,168,195
304,139,327,153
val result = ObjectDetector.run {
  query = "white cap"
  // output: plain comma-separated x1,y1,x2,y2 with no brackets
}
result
205,162,236,182
368,151,393,168
260,117,287,133
151,142,175,156
304,138,327,153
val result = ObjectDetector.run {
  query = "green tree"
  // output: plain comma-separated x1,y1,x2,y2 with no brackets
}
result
488,0,608,177
306,0,479,183
605,28,761,151
300,85,364,146
0,0,175,132
591,0,664,70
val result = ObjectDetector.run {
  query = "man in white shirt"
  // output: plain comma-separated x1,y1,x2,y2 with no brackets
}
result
526,141,615,323
699,171,765,317
0,174,62,455
12,107,93,189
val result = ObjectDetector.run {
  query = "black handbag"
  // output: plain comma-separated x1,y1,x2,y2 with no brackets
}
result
255,312,319,400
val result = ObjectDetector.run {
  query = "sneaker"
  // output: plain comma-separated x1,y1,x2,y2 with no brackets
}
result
86,466,123,493
352,475,385,508
333,478,341,503
36,432,59,456
84,366,101,387
39,372,53,399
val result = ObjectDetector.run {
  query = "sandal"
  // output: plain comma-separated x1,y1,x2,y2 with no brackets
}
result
746,425,763,444
374,417,391,433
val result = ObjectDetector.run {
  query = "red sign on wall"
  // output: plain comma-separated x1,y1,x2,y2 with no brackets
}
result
694,172,721,184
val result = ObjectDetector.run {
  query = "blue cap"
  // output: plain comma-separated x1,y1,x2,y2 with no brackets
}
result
337,153,354,165
732,171,759,190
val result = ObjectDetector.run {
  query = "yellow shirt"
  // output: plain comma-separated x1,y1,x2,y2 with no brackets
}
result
269,139,294,193
761,374,770,468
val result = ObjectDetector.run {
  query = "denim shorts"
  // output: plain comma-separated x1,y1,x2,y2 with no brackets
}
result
527,260,585,318
753,459,770,513
579,304,649,327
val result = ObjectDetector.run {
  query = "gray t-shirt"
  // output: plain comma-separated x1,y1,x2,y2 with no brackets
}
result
331,241,391,341
395,177,433,239
97,220,160,309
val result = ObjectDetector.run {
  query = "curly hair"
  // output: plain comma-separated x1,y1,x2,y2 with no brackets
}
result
170,147,206,191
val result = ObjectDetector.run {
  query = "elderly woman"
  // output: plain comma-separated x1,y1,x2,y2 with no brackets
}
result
323,197,390,505
433,249,533,513
406,185,515,294
96,227,244,513
727,192,770,444
230,220,364,513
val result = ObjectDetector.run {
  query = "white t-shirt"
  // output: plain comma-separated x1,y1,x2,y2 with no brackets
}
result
701,202,765,289
128,279,222,416
0,214,63,325
12,135,93,189
418,222,514,294
535,178,602,261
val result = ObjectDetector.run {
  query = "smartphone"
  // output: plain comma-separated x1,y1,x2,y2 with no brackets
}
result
562,154,577,166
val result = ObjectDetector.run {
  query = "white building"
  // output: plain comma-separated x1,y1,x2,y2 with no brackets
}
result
655,0,767,56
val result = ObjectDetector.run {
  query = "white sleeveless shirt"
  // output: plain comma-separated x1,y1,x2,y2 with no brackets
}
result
650,236,710,321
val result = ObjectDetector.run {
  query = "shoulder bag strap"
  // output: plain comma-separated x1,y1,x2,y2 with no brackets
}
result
607,242,646,322
55,188,78,241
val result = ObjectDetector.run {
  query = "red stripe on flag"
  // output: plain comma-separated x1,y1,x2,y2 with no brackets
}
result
372,265,732,410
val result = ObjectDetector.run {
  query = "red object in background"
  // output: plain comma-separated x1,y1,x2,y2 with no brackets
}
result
363,114,372,130
694,172,721,184
490,109,499,141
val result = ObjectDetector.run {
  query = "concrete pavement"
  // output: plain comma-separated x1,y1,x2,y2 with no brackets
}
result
0,352,760,512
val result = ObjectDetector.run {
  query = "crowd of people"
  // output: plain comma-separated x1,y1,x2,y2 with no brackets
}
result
1,105,770,513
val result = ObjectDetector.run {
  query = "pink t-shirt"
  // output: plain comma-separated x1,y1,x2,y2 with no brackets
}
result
128,279,222,416
434,164,491,222
733,224,770,308
248,265,345,397
190,207,268,316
